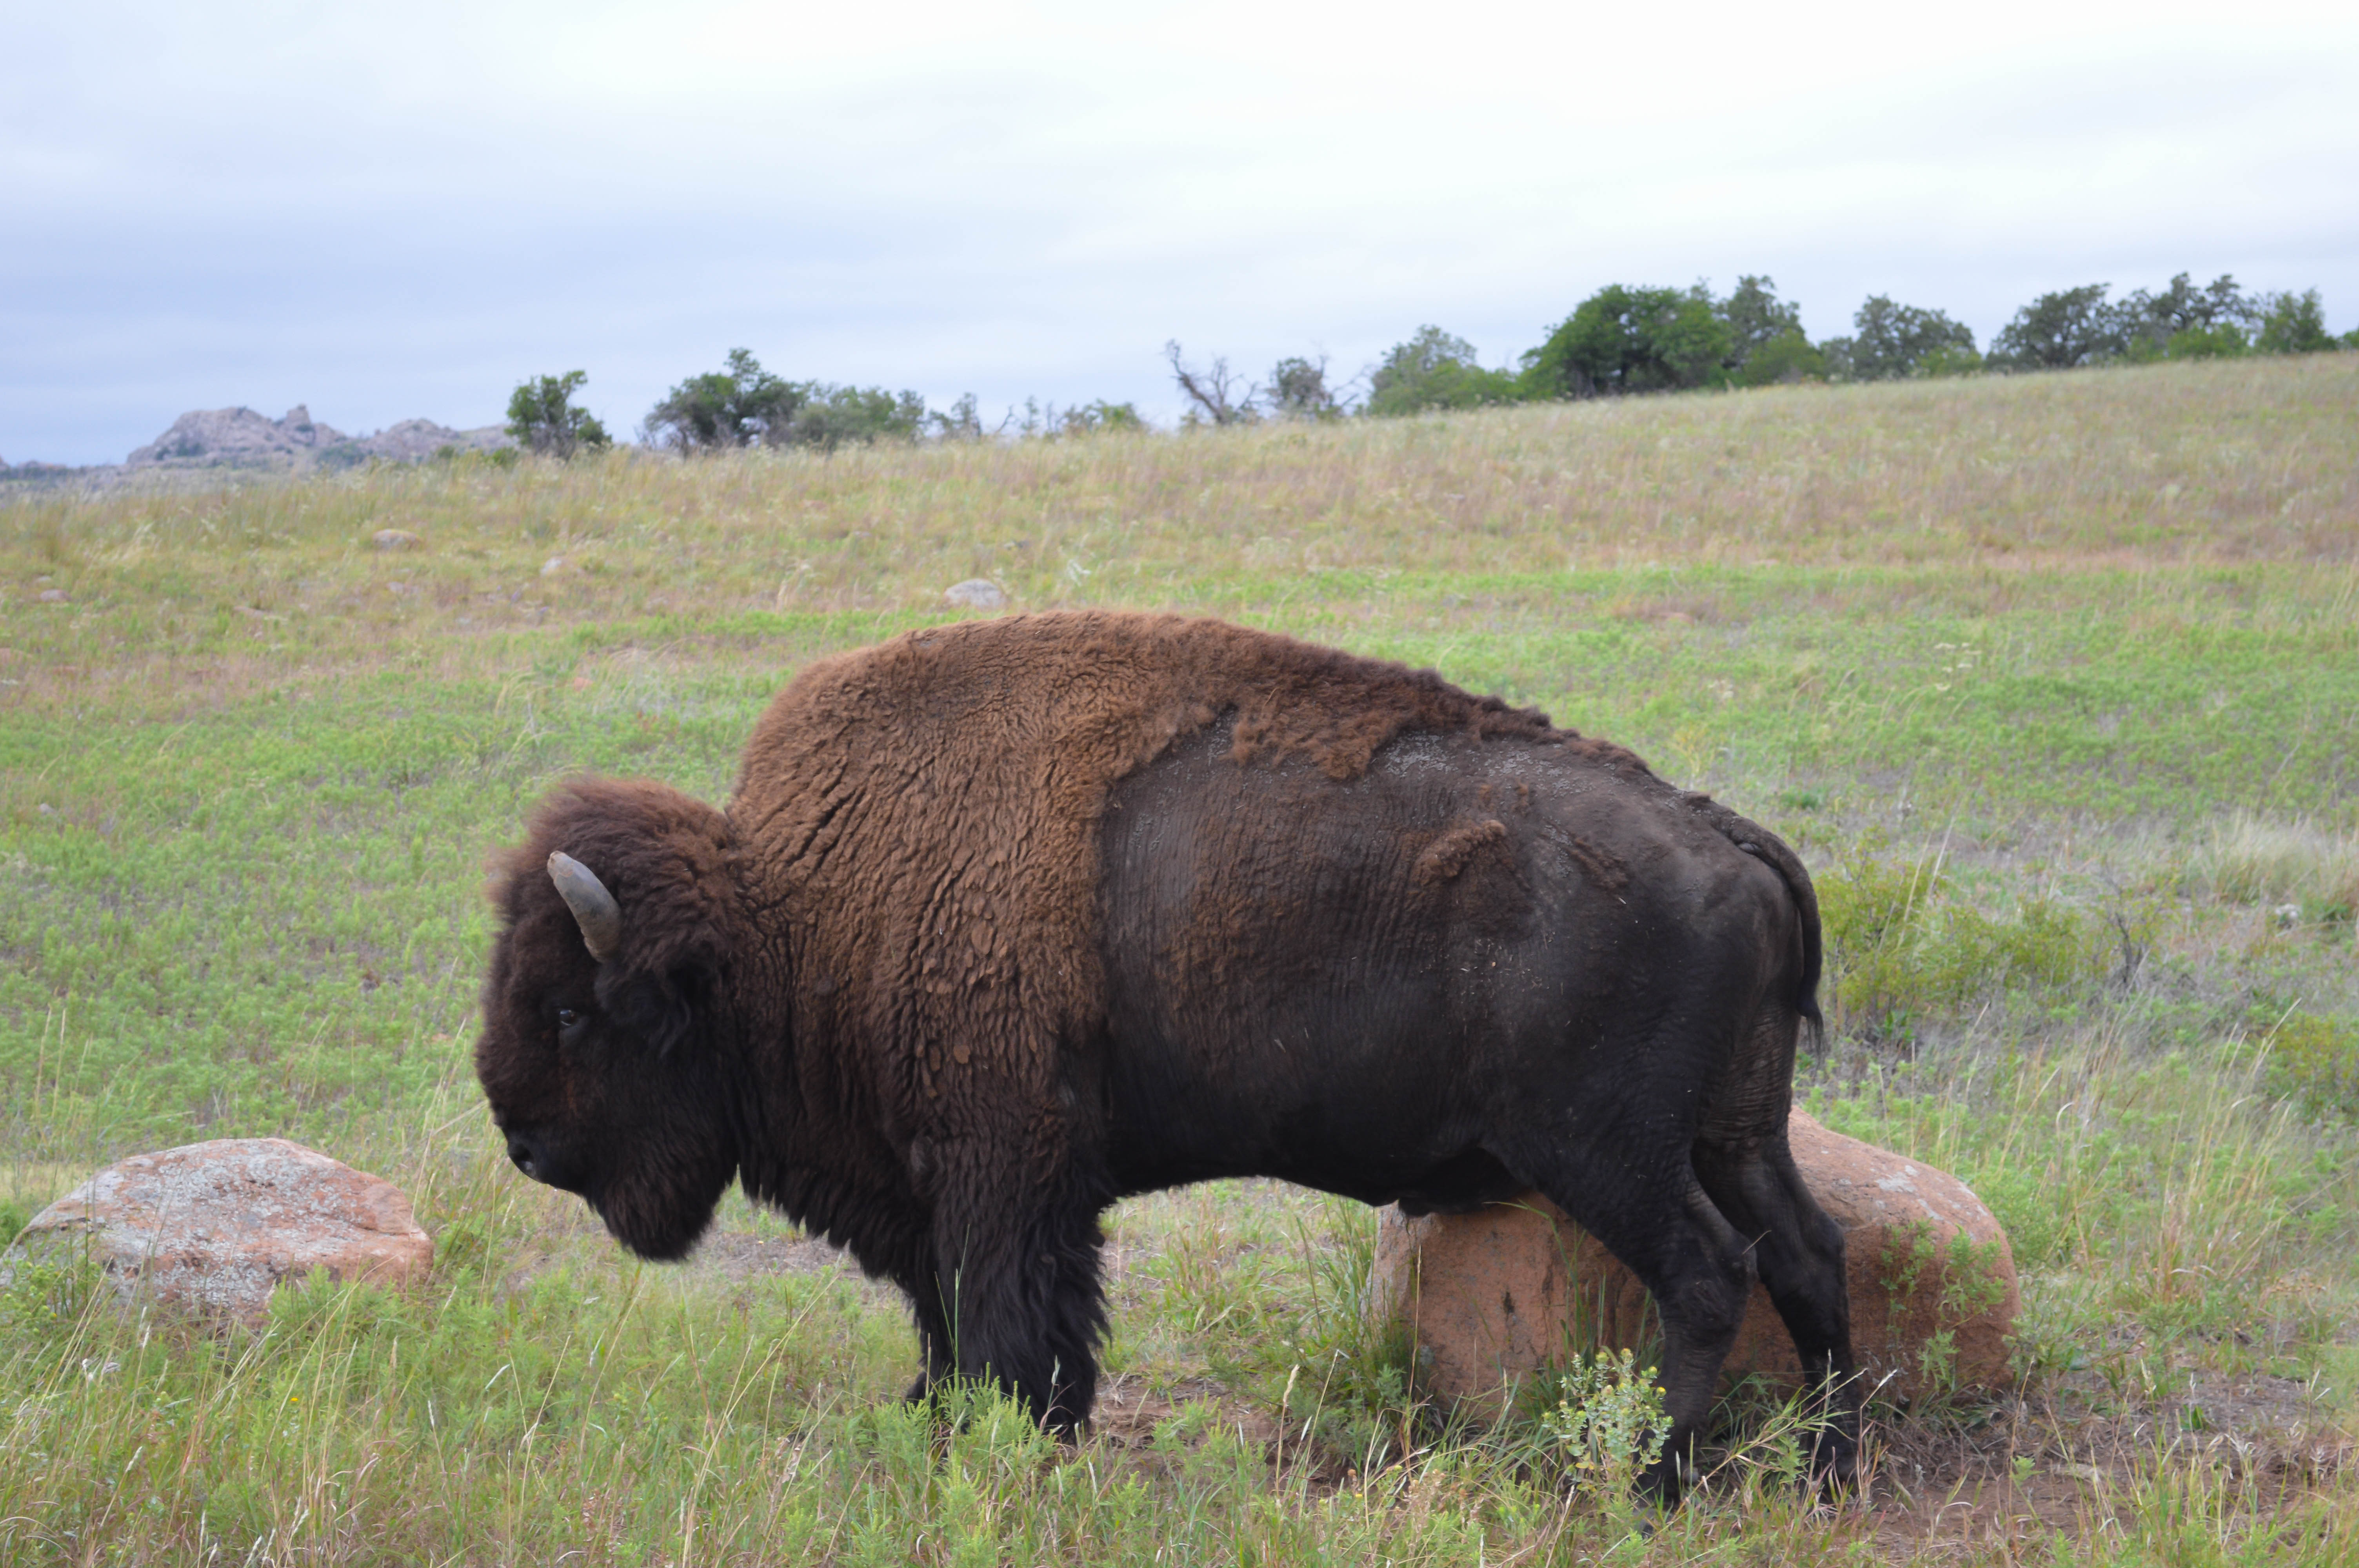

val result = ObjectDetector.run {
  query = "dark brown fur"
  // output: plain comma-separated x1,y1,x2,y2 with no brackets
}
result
476,610,1850,1503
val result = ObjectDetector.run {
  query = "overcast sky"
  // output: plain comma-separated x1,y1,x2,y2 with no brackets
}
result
5,0,2356,465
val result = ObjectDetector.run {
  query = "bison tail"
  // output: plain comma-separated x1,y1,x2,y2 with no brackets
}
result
1772,837,1826,1040
1684,794,1824,1046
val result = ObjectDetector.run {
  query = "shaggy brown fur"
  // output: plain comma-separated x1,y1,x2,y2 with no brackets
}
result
728,611,1581,1112
478,609,1848,1500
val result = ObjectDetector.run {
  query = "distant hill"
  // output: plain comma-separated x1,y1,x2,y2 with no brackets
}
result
1,405,514,487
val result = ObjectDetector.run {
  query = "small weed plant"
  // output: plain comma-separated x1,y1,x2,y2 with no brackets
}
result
1536,1349,1670,1494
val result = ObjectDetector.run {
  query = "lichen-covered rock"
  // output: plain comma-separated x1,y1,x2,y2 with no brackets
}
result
11,1138,433,1324
1372,1109,2017,1410
943,579,1008,610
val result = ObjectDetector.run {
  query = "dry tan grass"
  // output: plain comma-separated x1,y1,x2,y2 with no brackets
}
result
2192,814,2359,913
5,354,2354,639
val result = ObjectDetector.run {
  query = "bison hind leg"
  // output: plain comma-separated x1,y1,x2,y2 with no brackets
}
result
1688,1001,1860,1495
1691,1132,1860,1494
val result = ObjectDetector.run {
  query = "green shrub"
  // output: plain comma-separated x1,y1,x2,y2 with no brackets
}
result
1366,327,1524,416
2264,1013,2359,1120
1717,276,1826,387
2161,323,2250,359
2115,273,2254,361
0,1237,104,1333
787,384,929,450
2255,289,2340,356
1055,399,1147,437
1266,355,1342,419
1914,343,1985,378
1729,328,1828,387
1816,850,1946,1031
1817,850,2109,1034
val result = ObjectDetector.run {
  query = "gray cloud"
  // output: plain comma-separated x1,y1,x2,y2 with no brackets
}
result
5,0,2355,465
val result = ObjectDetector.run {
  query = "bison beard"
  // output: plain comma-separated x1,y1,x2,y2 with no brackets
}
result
475,611,1859,1502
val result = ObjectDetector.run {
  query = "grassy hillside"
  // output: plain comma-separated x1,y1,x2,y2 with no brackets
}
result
3,354,2357,1563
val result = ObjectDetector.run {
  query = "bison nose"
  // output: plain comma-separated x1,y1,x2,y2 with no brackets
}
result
507,1133,541,1180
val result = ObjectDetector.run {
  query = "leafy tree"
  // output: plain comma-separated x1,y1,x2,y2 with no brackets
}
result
1729,328,1828,387
929,393,985,442
2116,273,2252,360
1268,355,1344,419
783,385,929,450
505,370,611,458
1166,341,1259,426
1716,277,1819,385
1823,295,1979,381
1522,287,1730,399
644,350,926,453
1988,285,2121,371
2156,324,2252,359
645,348,800,451
1055,400,1147,437
1366,327,1521,415
1913,342,1984,378
2254,289,2340,355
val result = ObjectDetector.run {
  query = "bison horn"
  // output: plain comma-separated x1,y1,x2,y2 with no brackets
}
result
547,851,622,963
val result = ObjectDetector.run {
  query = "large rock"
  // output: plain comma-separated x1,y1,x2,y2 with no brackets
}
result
943,578,1009,610
1371,1109,2017,1410
10,1138,433,1324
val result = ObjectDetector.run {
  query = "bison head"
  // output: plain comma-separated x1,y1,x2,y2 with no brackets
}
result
475,777,743,1261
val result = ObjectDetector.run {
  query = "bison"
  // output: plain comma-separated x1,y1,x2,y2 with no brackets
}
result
476,611,1857,1499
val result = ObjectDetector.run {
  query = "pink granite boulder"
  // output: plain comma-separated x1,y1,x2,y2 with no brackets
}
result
12,1138,433,1325
1371,1109,2017,1410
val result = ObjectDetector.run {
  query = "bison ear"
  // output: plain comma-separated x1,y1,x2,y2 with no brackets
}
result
587,848,734,1061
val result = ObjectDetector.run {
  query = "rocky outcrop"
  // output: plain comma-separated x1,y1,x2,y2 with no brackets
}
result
354,418,511,463
8,1138,433,1325
1371,1109,2018,1411
125,405,345,468
122,406,510,471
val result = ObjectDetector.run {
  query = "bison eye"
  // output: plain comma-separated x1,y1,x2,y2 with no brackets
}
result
556,1008,581,1030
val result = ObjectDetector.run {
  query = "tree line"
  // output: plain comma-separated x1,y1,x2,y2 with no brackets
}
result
504,274,2356,455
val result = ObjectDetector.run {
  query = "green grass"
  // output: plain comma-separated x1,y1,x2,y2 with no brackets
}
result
4,356,2358,1563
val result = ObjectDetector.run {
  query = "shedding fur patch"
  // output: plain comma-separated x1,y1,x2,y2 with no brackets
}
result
1414,818,1508,884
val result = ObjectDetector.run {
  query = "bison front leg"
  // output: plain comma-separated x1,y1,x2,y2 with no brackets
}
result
902,1284,957,1405
920,1151,1110,1436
